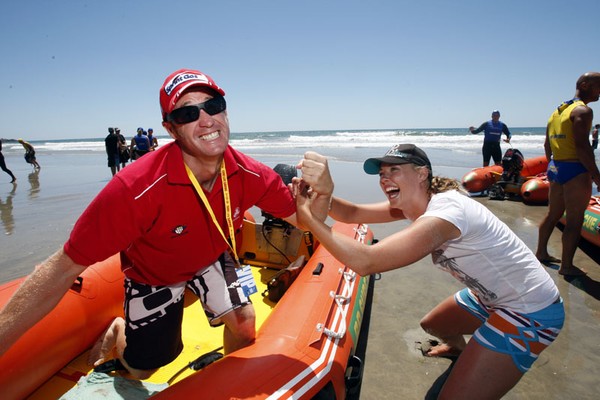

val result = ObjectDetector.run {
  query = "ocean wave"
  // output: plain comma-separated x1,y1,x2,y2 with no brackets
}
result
2,129,546,155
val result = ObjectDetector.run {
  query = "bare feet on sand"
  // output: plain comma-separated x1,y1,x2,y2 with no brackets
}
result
88,317,124,366
536,254,561,265
419,339,462,359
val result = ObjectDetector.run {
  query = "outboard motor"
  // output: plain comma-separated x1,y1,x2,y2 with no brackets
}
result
500,148,524,183
262,164,297,222
489,148,525,200
261,164,305,259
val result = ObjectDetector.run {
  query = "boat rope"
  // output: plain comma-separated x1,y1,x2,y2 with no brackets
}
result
316,287,355,339
340,269,356,282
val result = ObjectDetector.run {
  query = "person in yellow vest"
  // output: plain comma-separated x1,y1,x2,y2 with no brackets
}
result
536,72,600,276
17,139,41,170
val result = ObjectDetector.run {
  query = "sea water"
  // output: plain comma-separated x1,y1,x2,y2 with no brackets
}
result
1,127,548,167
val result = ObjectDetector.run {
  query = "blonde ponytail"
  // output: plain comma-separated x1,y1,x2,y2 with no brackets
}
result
429,176,467,195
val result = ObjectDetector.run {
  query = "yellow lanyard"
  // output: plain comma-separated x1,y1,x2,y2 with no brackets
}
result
185,161,239,265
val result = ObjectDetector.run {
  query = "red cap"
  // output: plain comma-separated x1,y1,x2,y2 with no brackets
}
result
159,69,225,119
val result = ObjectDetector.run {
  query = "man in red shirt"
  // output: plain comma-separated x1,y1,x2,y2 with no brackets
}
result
0,69,330,378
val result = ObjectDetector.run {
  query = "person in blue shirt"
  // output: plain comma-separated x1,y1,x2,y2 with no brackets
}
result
469,110,512,166
129,127,151,160
147,128,159,151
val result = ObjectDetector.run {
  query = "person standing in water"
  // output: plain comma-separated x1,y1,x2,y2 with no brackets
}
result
0,140,17,183
469,110,512,166
17,139,40,169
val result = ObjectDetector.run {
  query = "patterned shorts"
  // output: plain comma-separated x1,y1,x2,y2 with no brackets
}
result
455,288,564,372
122,252,252,370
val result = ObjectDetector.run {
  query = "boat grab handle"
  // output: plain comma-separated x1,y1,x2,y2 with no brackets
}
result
330,291,350,305
314,224,368,341
315,284,351,339
339,269,356,282
316,323,345,339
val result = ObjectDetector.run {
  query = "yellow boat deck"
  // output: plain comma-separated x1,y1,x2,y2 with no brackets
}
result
28,265,280,399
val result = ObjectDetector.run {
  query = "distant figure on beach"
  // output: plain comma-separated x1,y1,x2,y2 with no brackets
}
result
17,139,40,170
147,128,158,151
536,72,600,276
0,68,328,380
592,123,599,150
115,128,129,169
129,127,151,160
0,140,16,183
469,110,512,166
294,144,564,399
104,127,120,176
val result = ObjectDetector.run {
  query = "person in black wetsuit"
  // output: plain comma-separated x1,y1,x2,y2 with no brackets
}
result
469,110,512,166
0,140,16,183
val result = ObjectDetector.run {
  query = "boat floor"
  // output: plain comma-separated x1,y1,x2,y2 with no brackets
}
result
28,266,280,399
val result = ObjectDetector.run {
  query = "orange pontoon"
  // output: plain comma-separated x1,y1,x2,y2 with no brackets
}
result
560,195,600,248
461,155,548,193
520,174,550,204
0,217,375,400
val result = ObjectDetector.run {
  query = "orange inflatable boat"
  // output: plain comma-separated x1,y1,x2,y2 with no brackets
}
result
461,155,548,193
0,217,375,400
560,195,600,248
520,173,550,204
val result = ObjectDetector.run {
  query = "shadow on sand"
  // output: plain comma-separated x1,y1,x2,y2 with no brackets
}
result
424,359,457,400
556,224,600,300
563,273,600,301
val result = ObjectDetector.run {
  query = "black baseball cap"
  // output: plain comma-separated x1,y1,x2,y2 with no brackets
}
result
363,144,432,175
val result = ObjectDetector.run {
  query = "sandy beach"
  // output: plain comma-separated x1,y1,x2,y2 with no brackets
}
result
1,147,599,399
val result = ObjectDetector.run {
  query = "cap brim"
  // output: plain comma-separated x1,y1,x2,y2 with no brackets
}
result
363,156,412,175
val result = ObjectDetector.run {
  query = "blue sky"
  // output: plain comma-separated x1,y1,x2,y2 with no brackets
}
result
1,0,599,140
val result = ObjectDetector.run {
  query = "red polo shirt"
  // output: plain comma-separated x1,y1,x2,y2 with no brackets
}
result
64,142,295,285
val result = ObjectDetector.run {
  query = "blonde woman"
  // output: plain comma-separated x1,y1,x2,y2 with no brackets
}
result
295,144,564,399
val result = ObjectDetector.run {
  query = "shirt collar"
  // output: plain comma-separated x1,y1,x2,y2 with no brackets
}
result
166,142,239,185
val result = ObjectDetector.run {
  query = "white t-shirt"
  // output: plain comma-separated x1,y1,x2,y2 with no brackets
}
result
419,190,559,314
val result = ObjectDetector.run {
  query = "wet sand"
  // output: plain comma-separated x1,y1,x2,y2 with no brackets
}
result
1,151,599,399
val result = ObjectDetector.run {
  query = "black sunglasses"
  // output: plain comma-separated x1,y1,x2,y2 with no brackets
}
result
165,96,227,124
